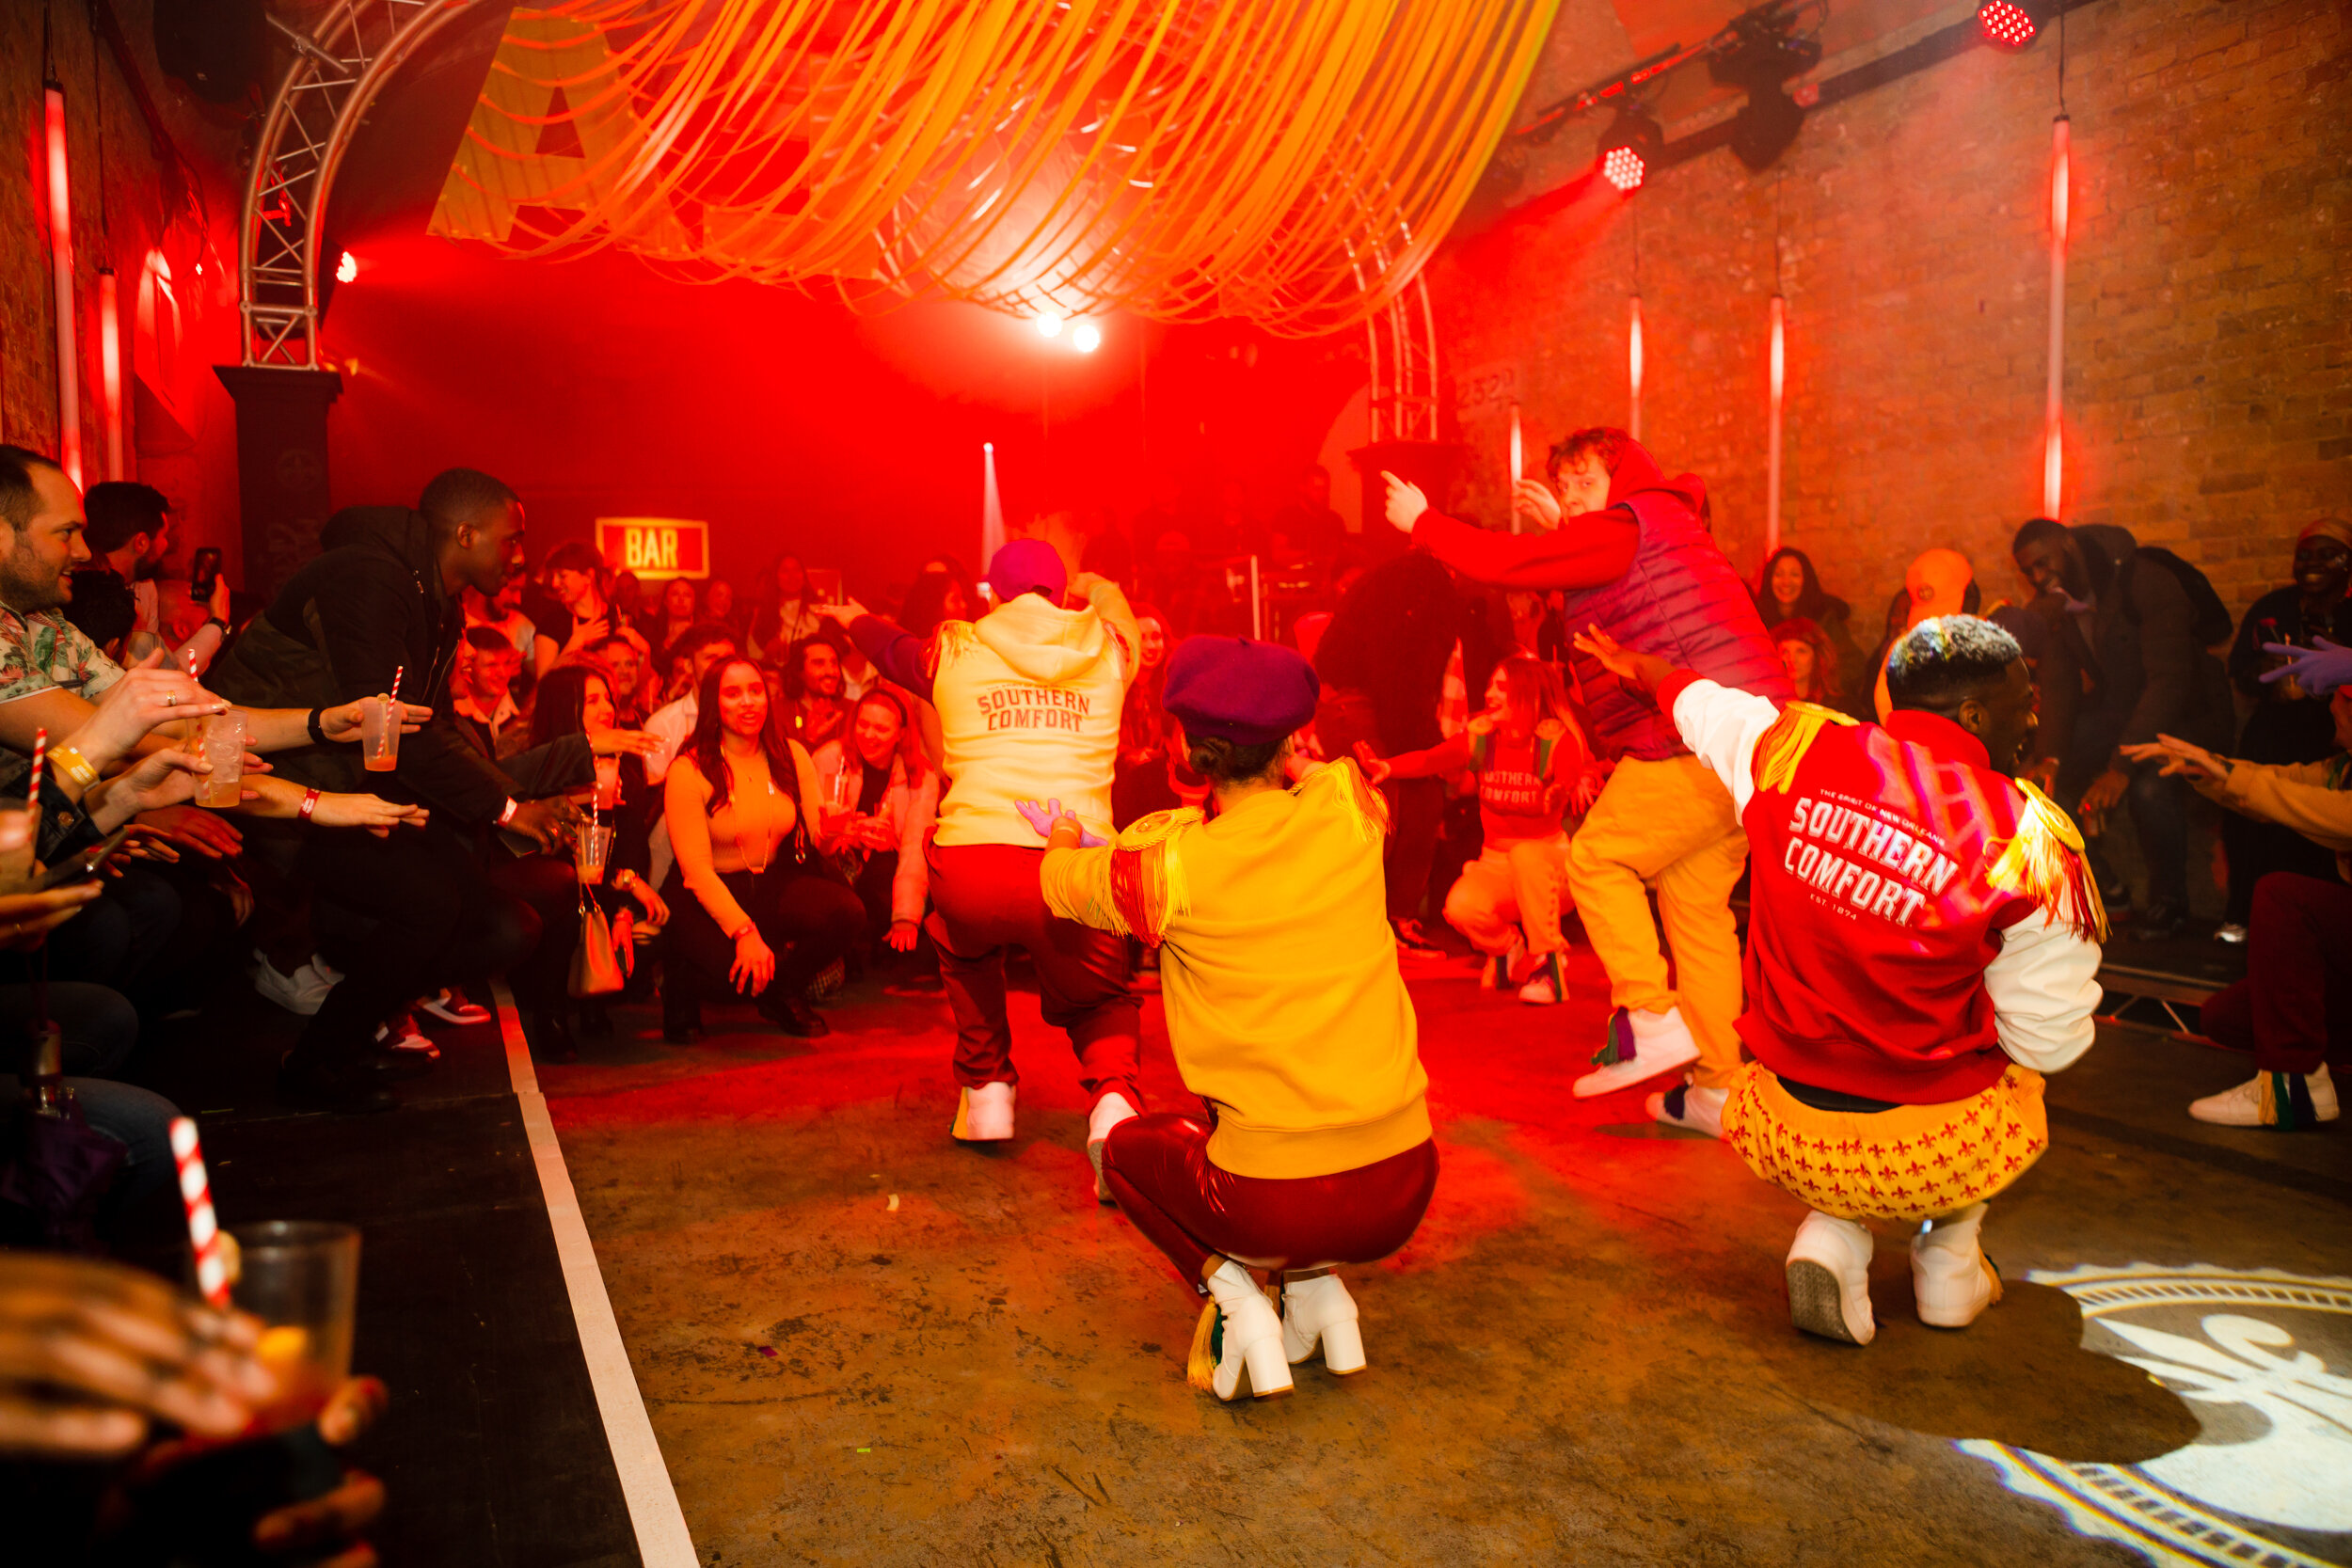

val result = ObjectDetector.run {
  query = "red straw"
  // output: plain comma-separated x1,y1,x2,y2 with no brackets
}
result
25,726,44,819
389,666,404,705
169,1117,230,1307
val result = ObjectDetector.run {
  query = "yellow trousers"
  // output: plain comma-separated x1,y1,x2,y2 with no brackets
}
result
1565,753,1747,1090
1442,833,1571,957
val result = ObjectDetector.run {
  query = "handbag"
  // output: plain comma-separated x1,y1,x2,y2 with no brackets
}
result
568,884,626,998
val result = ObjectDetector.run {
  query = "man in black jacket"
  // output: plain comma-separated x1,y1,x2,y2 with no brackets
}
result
210,469,588,1110
2012,519,2234,939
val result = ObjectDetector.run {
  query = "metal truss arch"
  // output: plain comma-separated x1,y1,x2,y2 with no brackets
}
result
239,0,483,368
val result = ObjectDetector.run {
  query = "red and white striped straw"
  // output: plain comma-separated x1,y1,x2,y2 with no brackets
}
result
26,726,45,819
389,666,404,706
168,1117,230,1307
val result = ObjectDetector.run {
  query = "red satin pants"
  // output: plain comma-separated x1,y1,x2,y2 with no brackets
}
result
1101,1112,1439,1291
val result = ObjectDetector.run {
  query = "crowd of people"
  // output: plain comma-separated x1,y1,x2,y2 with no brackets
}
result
2,431,2345,1552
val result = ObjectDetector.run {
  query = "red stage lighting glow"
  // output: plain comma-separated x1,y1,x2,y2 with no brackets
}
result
1033,309,1064,339
1071,322,1102,354
337,250,359,284
1602,146,1646,193
1978,2,2038,48
43,84,83,489
97,269,124,482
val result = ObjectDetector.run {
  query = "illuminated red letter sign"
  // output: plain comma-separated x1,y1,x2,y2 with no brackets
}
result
595,517,709,579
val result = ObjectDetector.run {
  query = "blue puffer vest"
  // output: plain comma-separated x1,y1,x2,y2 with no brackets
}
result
1563,493,1793,760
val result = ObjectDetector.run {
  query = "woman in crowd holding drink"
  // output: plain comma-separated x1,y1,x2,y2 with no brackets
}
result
812,688,940,973
661,657,866,1039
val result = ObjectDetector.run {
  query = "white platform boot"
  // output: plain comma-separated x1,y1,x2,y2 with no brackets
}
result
1912,1202,2003,1328
1188,1259,1293,1401
951,1082,1015,1142
1086,1092,1138,1203
1279,1270,1366,1374
1785,1210,1876,1345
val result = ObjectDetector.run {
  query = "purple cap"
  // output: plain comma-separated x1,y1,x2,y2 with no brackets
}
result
987,539,1067,604
1162,637,1321,745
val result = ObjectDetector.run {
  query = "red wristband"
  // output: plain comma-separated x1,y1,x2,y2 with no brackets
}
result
298,787,321,823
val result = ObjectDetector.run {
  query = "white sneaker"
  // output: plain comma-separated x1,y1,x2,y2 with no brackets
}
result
1573,1006,1702,1099
1189,1259,1292,1401
420,988,492,1026
253,952,337,1017
2188,1064,2339,1129
374,1014,438,1060
1087,1092,1139,1204
1645,1078,1727,1137
1280,1271,1366,1374
1517,952,1565,1006
1912,1203,2002,1328
2213,923,2248,944
951,1082,1016,1142
1786,1210,1876,1346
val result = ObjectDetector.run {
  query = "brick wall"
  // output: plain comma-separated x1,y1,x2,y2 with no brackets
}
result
1428,0,2351,629
1,0,246,574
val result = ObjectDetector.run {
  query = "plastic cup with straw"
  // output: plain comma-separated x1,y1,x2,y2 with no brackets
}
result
362,668,402,772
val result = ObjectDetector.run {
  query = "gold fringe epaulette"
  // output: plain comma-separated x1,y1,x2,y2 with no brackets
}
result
1986,781,2109,942
1753,702,1858,795
1108,808,1201,948
1327,758,1391,844
925,620,977,678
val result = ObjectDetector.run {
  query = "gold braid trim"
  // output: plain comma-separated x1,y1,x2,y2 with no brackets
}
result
1327,758,1391,843
1106,808,1202,947
926,620,977,679
1985,781,2109,942
1753,702,1858,796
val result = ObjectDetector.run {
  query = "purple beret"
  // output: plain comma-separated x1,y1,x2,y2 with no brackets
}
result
988,539,1067,604
1162,637,1321,745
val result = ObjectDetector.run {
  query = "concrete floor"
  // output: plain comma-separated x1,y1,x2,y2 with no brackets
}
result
542,946,2350,1567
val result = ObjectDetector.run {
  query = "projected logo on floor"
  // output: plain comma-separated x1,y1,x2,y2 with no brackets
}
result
1961,1264,2352,1568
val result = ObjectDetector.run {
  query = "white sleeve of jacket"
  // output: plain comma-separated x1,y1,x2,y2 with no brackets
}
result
1669,678,1786,814
1981,910,2102,1073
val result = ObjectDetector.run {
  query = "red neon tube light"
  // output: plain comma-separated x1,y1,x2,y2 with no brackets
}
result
44,84,84,489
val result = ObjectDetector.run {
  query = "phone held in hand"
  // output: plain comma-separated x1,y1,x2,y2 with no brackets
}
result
190,546,224,603
34,825,134,890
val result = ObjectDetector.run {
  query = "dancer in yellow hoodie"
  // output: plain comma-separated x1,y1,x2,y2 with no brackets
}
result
834,541,1143,1190
1034,637,1438,1401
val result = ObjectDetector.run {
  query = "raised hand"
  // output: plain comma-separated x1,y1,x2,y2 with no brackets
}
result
1380,470,1429,533
2259,637,2352,696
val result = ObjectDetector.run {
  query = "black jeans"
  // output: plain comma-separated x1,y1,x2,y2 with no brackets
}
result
662,864,864,1006
295,820,538,1062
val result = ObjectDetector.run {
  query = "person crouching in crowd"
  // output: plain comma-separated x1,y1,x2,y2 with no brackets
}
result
2122,681,2350,1129
1578,615,2101,1345
660,656,864,1039
1036,638,1436,1401
1357,656,1597,1006
207,468,587,1111
781,633,854,751
812,688,939,974
1772,616,1848,713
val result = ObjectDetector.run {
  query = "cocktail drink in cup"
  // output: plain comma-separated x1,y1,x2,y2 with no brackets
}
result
359,697,401,772
228,1221,359,1434
576,824,614,885
200,713,247,808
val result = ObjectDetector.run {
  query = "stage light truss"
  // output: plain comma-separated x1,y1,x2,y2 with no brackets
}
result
239,0,483,369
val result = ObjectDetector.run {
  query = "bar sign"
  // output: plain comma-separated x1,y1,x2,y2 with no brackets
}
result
596,517,708,578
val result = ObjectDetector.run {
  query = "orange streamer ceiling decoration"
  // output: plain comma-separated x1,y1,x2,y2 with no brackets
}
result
428,0,1560,336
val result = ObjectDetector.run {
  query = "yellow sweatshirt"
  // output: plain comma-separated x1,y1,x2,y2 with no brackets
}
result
2198,752,2352,879
932,580,1137,848
1041,760,1430,1180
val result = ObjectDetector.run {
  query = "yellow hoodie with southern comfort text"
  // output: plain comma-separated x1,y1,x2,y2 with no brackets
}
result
1041,762,1430,1180
931,579,1137,849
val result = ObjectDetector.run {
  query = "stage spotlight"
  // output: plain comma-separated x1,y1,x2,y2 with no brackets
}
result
1977,1,2045,48
1597,105,1663,193
336,250,358,283
1729,87,1805,172
1033,309,1063,339
1709,5,1822,173
1071,322,1101,354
